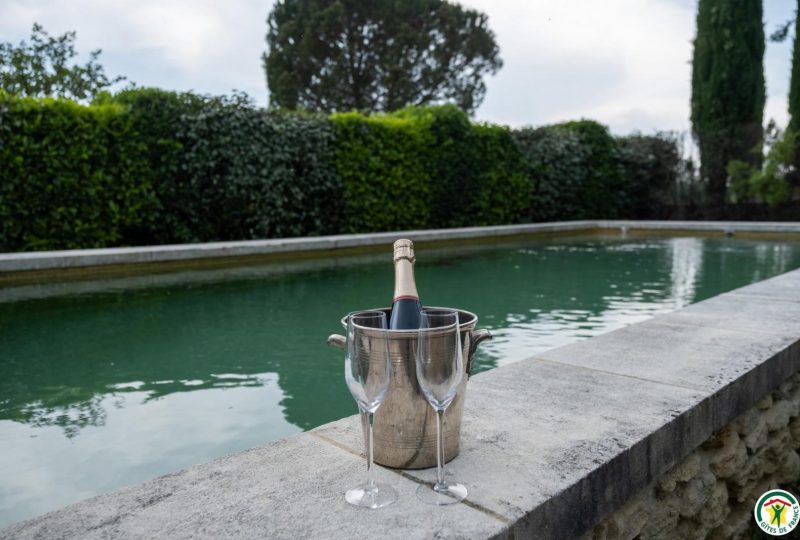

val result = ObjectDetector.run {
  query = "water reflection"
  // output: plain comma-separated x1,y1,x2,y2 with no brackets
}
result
0,373,300,526
669,237,703,309
434,237,800,371
2,234,800,526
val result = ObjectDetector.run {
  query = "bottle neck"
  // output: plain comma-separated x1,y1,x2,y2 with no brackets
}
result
393,258,419,301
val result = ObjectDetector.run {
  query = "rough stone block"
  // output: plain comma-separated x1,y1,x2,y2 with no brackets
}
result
708,427,747,480
704,481,730,523
790,417,800,448
602,497,648,540
677,470,716,518
764,399,798,431
706,523,733,540
788,385,800,405
702,425,733,451
657,452,701,493
729,449,767,502
757,395,774,410
765,430,792,465
638,505,679,540
777,380,796,398
672,518,706,540
734,409,768,452
777,450,800,484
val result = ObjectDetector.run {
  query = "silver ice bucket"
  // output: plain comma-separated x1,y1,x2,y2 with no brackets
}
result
327,307,491,469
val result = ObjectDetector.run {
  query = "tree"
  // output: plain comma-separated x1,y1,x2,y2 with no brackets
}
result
0,23,125,101
727,121,794,206
691,0,765,207
789,3,800,176
263,0,502,114
765,4,800,188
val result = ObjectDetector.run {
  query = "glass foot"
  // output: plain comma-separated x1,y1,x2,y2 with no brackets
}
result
345,482,398,509
415,481,467,505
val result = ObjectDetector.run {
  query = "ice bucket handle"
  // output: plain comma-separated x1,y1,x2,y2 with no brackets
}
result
467,329,492,376
327,328,492,376
327,334,346,350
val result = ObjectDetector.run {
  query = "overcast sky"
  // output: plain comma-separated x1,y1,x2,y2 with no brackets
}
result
1,0,796,135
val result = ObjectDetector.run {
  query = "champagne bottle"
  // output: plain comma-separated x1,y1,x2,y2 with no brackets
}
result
389,239,423,329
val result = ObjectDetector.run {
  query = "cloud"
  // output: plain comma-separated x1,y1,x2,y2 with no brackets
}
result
0,0,271,99
466,0,693,133
0,0,796,135
467,0,795,134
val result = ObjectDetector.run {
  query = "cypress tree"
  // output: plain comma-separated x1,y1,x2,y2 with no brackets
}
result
691,0,765,207
789,3,800,147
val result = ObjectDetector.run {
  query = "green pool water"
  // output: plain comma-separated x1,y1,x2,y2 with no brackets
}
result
2,234,800,526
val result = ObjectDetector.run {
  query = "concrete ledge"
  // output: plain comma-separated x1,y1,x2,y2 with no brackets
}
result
3,220,800,274
0,221,595,273
3,264,800,538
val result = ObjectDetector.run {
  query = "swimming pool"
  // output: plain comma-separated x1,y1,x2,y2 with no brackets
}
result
2,233,800,526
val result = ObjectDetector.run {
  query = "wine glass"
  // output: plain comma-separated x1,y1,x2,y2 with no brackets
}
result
414,309,468,505
343,310,398,509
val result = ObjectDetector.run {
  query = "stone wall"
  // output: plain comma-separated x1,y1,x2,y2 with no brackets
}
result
582,372,800,540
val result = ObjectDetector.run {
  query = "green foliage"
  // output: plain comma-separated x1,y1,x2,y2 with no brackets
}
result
0,93,156,250
513,125,588,221
99,88,203,243
789,5,800,174
515,124,682,221
177,97,343,242
395,105,528,227
331,111,432,232
617,133,682,218
0,90,686,251
109,88,343,243
465,123,530,226
396,105,473,227
728,123,795,206
332,106,528,233
691,0,765,205
264,0,502,114
0,89,342,250
554,120,626,219
0,23,125,101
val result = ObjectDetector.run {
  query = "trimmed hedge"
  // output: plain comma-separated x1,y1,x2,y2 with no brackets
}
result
332,111,432,233
108,89,342,244
102,88,202,244
393,105,529,228
467,123,530,225
553,120,626,219
0,94,156,251
513,125,589,221
335,105,530,232
617,133,682,219
0,90,684,251
174,97,342,243
514,121,681,221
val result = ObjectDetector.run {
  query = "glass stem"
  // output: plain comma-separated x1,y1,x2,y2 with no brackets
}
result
363,409,376,490
435,408,446,490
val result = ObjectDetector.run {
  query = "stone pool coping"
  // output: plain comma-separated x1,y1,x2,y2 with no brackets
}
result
3,220,800,275
3,261,800,538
